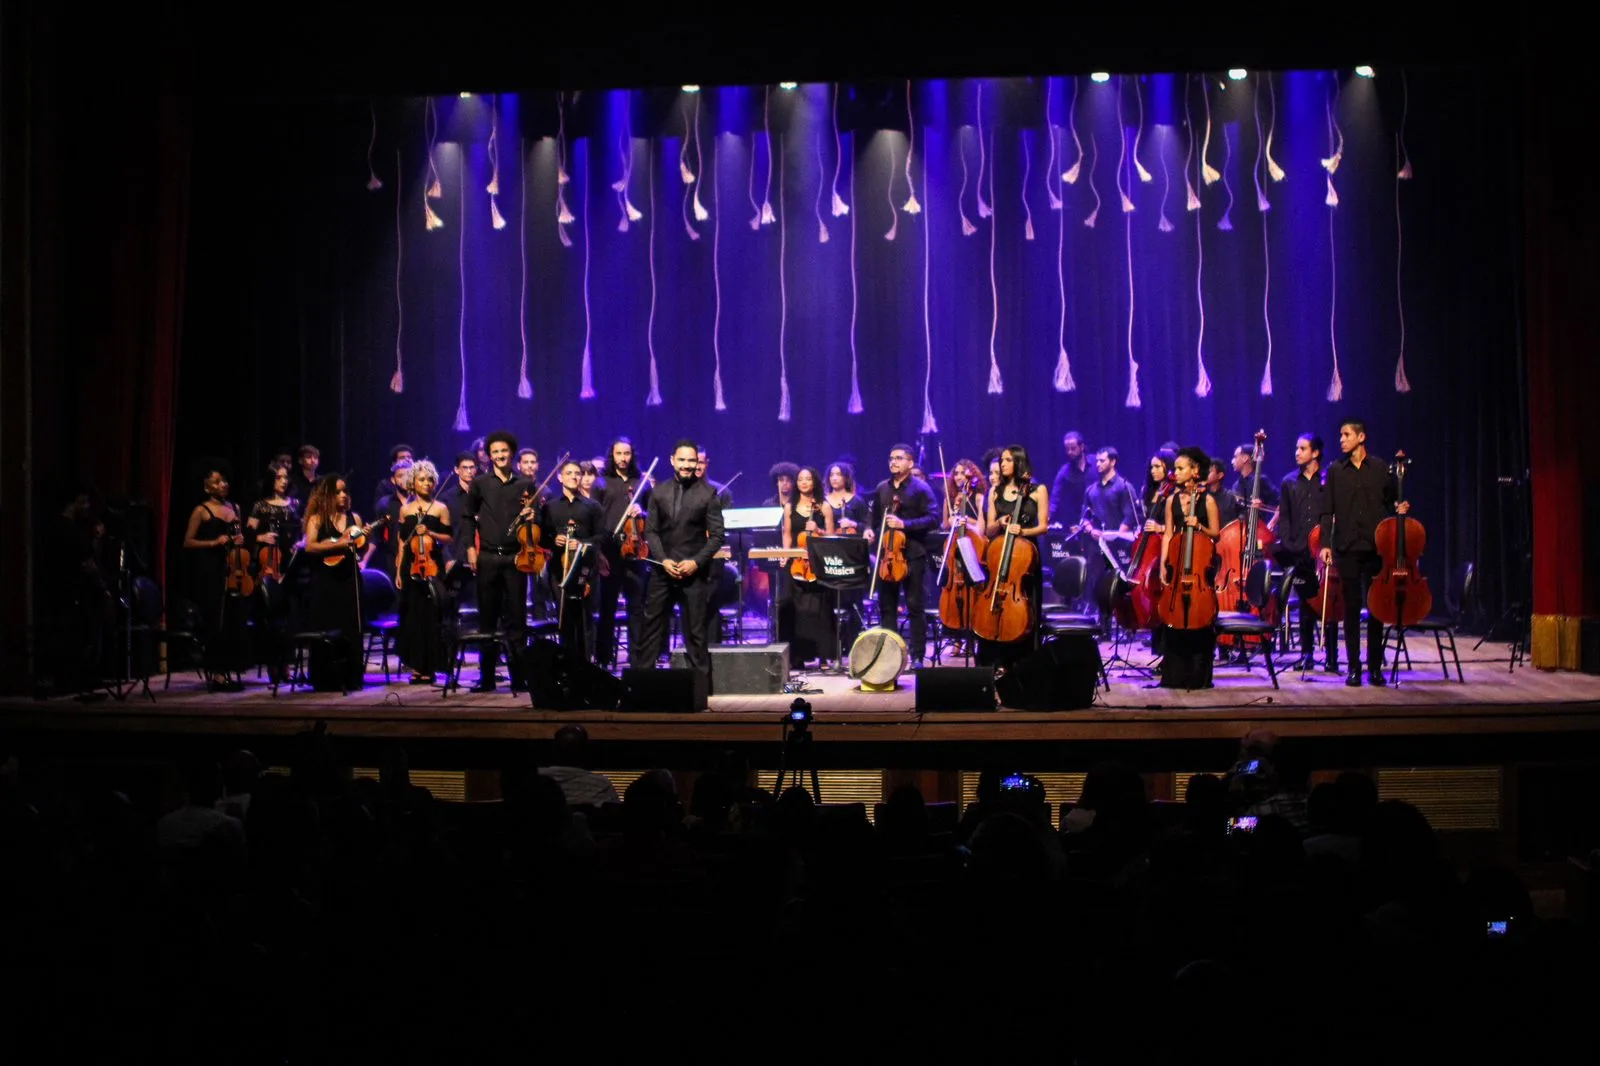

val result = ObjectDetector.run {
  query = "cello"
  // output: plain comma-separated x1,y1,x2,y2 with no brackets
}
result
938,484,988,633
1366,451,1432,628
1157,488,1219,631
1213,430,1277,618
1113,478,1175,630
1304,523,1344,630
971,478,1037,644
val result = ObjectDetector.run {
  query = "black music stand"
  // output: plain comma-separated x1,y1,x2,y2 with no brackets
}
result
722,506,784,644
809,535,871,675
933,531,986,667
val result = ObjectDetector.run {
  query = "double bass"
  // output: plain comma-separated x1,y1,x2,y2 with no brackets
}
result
938,485,988,633
1366,451,1432,628
1157,488,1219,631
1214,430,1277,621
970,478,1037,644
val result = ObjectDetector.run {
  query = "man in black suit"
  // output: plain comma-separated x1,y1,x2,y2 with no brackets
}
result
634,440,726,687
866,442,940,668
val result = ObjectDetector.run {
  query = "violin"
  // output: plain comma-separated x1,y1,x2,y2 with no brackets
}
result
938,486,988,633
1366,451,1432,627
970,478,1036,644
513,453,568,576
408,512,440,581
1157,488,1219,631
789,502,820,582
1305,523,1344,626
1113,478,1175,631
255,515,284,583
615,457,660,562
224,515,254,597
875,497,908,584
324,515,388,567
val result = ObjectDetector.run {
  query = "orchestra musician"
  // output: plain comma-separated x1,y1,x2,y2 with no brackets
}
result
979,445,1050,665
1078,446,1140,628
1158,447,1222,689
364,459,414,576
395,459,453,685
541,459,605,662
1048,431,1092,527
780,466,837,667
596,437,650,669
181,463,250,692
288,444,321,511
246,462,301,573
696,448,735,647
1318,418,1409,688
941,459,987,534
1141,454,1171,520
634,439,726,688
460,430,536,693
371,443,415,514
300,474,367,692
1271,433,1338,674
866,444,940,668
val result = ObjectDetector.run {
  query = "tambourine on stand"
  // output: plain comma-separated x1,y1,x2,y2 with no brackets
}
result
849,627,908,693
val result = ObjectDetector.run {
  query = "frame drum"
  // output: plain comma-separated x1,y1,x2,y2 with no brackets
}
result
849,627,907,691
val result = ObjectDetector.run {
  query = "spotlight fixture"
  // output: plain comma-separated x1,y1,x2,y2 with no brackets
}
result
778,82,798,90
681,84,701,93
1089,71,1111,83
1227,69,1248,81
1354,65,1376,78
459,92,473,98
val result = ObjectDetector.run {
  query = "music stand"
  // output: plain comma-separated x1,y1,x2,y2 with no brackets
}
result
932,530,986,667
809,535,872,675
721,507,784,643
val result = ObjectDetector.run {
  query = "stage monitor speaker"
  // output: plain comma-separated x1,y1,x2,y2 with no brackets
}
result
914,667,996,712
671,643,790,694
996,635,1101,710
620,667,707,712
1581,618,1600,676
525,639,623,711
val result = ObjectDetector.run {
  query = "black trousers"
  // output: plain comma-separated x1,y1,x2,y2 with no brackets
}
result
1274,549,1339,661
635,571,715,679
876,552,928,660
476,552,529,670
554,565,596,664
1336,550,1385,673
595,544,647,667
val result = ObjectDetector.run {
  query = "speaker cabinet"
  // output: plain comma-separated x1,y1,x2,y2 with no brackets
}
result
525,639,623,711
995,635,1101,710
914,667,997,712
1581,618,1600,676
671,643,790,694
620,667,708,712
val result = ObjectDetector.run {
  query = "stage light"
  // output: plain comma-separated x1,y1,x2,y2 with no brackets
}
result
778,82,798,90
1354,65,1376,78
1227,69,1248,81
1090,72,1111,84
682,85,701,93
459,92,472,98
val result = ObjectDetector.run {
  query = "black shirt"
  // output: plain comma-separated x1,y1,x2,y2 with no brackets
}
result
1212,483,1240,528
1082,474,1139,535
868,475,939,560
460,468,535,551
540,490,605,585
597,468,649,537
288,471,318,511
1276,468,1325,555
644,475,726,571
1049,461,1093,526
1228,469,1281,516
1319,453,1397,555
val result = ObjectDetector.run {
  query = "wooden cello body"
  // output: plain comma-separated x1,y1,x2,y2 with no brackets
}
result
1113,480,1174,630
1157,492,1219,631
938,491,988,633
971,482,1036,644
1366,451,1432,628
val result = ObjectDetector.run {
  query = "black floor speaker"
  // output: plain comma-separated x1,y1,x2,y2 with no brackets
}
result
525,639,623,710
620,667,708,712
996,635,1101,710
914,667,997,712
671,643,790,694
1582,618,1600,676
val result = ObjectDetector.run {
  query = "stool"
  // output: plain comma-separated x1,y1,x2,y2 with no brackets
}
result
445,630,515,696
273,630,350,697
1214,612,1280,689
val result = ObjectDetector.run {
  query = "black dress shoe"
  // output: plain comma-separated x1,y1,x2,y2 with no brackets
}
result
470,681,497,694
1368,671,1387,687
1324,661,1342,675
1345,673,1363,687
1288,656,1314,672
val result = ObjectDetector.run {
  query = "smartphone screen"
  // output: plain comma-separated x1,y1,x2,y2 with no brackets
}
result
1227,816,1258,834
1486,920,1510,936
1240,759,1261,774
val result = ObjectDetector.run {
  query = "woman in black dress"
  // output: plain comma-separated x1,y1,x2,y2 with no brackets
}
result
247,463,301,577
180,464,250,691
1157,446,1222,689
824,462,871,649
978,446,1051,668
780,466,836,667
395,460,453,685
301,475,367,691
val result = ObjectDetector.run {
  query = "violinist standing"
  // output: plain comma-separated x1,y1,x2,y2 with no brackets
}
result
781,467,837,667
301,475,367,692
867,444,940,668
460,431,535,693
1318,419,1409,688
978,446,1050,666
541,462,604,663
181,464,250,691
596,438,652,669
1158,447,1223,689
396,460,453,685
1271,434,1338,674
247,463,301,574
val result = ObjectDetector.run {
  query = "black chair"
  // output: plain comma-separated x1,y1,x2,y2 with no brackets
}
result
134,584,208,690
1213,611,1280,688
359,568,401,682
258,577,350,696
1378,564,1468,685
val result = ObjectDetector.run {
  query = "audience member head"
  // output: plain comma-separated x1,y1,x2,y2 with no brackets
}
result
622,770,681,836
551,724,593,769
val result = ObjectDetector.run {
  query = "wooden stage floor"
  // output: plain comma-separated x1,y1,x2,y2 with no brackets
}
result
7,637,1600,770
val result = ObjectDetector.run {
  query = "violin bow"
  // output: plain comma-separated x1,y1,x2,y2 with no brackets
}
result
612,456,661,538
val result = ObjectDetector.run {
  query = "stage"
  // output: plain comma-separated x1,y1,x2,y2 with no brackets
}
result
8,637,1600,773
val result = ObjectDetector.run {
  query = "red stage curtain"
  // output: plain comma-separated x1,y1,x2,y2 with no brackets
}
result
1525,55,1600,668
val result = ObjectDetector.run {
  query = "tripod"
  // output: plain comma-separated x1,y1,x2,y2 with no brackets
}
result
1473,475,1531,669
773,701,821,801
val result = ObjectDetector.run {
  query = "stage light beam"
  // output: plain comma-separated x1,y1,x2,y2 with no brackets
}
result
1090,72,1111,84
1355,65,1375,78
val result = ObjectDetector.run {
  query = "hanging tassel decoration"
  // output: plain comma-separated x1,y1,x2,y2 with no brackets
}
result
1063,76,1083,184
777,132,791,419
1265,74,1286,181
390,150,404,393
1022,129,1036,239
693,93,710,219
453,152,471,432
959,127,977,236
645,142,662,407
985,128,1001,395
1133,78,1153,183
712,134,727,410
902,80,922,214
1200,79,1221,184
830,83,851,218
516,135,532,400
1046,82,1062,209
760,86,777,225
815,132,830,243
1083,134,1100,227
366,100,383,191
884,134,899,241
847,127,863,414
975,84,992,218
1217,122,1236,231
1053,125,1075,393
1158,145,1175,232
